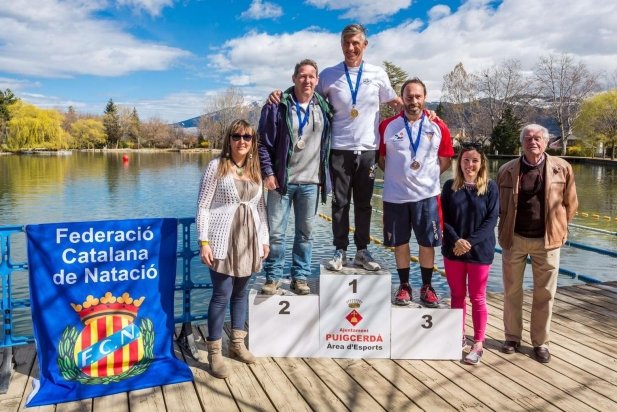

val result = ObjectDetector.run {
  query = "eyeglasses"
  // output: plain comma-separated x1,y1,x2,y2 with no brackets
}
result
461,141,482,150
231,134,254,142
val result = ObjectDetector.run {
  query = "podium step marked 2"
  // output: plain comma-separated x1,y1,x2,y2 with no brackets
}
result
249,259,462,359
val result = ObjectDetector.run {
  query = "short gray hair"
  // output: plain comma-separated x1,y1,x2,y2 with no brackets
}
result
520,124,550,144
293,59,319,77
341,24,367,42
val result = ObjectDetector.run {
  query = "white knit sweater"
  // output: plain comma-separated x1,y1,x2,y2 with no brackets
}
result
196,157,269,260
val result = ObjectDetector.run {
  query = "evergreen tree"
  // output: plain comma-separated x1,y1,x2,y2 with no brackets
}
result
103,98,121,148
435,101,446,119
381,61,409,120
491,106,521,155
129,107,141,148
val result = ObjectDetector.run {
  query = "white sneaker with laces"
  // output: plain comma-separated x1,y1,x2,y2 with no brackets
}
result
326,249,346,271
353,249,380,271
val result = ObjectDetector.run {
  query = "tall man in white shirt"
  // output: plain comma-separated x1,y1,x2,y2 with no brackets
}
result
320,24,403,271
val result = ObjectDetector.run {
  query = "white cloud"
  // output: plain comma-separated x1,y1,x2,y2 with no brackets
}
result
0,0,190,78
210,0,617,105
116,0,174,17
428,5,451,21
240,0,283,20
0,77,40,91
305,0,412,23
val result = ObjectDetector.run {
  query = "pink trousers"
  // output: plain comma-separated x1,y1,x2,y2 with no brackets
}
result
444,258,490,342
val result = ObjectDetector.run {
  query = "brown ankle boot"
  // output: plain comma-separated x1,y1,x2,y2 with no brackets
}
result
205,338,229,378
228,329,256,364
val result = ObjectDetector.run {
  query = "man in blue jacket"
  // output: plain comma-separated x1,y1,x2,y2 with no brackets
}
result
258,59,332,295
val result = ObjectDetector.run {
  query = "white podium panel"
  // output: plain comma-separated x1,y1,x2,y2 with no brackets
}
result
390,307,463,360
248,290,319,357
319,266,391,359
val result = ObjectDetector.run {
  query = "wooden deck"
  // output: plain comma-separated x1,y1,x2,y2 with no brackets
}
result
2,281,617,411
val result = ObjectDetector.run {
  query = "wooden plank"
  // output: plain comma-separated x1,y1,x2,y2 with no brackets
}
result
159,340,205,412
423,359,532,410
559,285,617,310
16,351,56,412
273,357,347,412
0,345,36,411
128,386,166,412
555,289,617,319
405,360,491,410
486,295,617,371
249,357,312,412
188,325,239,412
480,304,617,409
304,357,385,411
55,399,92,412
335,359,419,411
92,392,128,412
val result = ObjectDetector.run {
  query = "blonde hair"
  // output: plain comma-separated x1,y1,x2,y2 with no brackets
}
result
217,119,261,183
452,147,490,196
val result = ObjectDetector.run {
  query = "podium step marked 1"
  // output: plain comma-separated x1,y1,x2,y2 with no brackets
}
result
248,259,462,359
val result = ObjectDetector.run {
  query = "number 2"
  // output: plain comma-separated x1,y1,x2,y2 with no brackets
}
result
278,300,290,315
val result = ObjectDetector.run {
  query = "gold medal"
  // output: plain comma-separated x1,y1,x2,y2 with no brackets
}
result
296,139,306,149
411,160,421,170
350,107,359,118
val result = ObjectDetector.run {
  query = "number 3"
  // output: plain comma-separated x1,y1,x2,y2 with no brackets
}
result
421,314,433,329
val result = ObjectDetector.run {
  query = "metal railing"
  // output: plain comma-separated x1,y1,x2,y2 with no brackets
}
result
0,218,210,349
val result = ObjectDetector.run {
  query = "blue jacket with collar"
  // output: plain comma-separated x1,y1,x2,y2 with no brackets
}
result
258,86,332,203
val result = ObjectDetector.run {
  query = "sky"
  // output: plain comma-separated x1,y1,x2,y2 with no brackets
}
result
1,0,616,123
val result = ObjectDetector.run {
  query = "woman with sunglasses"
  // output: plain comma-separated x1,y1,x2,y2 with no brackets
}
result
440,142,499,365
196,119,269,378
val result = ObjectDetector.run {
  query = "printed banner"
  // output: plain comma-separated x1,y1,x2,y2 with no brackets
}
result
25,218,193,407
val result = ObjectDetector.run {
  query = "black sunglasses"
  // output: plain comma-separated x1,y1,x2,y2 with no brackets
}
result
231,134,254,142
461,141,482,150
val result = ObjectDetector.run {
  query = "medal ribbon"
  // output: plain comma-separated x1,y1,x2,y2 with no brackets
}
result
403,112,425,157
344,61,364,107
294,100,311,137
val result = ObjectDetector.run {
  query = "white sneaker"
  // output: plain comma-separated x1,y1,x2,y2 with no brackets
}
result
354,249,380,271
326,249,346,271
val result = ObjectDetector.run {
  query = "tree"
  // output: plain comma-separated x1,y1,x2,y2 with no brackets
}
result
491,106,522,155
1,88,19,146
6,101,69,150
381,61,409,119
70,118,107,149
103,98,122,148
534,54,599,155
199,87,248,150
477,59,533,132
574,89,617,159
141,117,172,148
441,63,484,142
62,105,78,133
435,101,446,119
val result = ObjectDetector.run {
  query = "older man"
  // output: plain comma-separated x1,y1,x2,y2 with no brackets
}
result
258,59,332,295
318,23,402,271
497,124,578,363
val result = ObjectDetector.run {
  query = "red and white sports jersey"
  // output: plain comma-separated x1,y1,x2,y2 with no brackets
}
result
379,111,454,203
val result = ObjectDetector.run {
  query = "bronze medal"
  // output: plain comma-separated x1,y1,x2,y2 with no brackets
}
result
350,107,359,118
411,160,421,170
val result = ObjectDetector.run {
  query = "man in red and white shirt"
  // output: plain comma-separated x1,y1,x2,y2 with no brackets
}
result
378,78,454,307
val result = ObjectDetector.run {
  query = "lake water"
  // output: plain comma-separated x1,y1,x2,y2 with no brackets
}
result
1,152,616,337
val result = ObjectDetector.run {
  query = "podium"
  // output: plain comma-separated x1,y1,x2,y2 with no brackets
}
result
248,257,462,360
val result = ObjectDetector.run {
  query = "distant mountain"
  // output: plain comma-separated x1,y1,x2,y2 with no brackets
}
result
171,101,261,129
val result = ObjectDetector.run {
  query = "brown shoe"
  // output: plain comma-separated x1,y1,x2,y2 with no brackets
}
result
501,340,520,354
534,346,551,363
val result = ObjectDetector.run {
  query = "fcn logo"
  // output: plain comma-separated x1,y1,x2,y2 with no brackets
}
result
57,292,154,384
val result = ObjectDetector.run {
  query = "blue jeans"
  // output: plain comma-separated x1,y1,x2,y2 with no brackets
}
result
207,269,251,340
263,183,318,282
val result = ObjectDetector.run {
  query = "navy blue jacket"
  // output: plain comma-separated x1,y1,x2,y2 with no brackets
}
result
258,87,332,203
441,179,499,264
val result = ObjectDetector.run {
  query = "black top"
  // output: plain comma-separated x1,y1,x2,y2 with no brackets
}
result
515,157,546,238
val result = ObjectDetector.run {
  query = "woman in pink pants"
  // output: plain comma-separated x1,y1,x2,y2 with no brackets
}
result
441,142,499,365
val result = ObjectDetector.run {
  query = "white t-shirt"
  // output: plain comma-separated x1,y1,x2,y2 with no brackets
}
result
379,112,454,203
317,61,397,150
